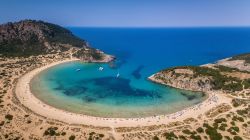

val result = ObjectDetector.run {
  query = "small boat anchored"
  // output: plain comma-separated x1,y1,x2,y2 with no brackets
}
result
98,67,104,71
116,72,120,78
75,69,81,72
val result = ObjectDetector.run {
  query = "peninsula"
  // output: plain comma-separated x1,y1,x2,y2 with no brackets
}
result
148,55,250,140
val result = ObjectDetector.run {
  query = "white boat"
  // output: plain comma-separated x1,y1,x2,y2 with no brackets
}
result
76,69,81,72
99,67,104,71
116,72,120,78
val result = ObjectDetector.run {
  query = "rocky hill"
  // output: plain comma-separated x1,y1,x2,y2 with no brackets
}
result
149,55,250,93
0,20,112,61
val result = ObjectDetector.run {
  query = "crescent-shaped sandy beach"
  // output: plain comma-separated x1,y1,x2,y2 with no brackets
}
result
15,58,233,128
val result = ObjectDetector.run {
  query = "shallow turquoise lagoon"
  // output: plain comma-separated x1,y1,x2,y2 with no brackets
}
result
31,28,250,118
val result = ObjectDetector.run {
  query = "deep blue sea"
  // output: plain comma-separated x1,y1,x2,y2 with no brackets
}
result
31,28,250,118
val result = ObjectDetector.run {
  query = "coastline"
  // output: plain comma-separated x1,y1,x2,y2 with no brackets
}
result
15,59,233,127
2,20,249,139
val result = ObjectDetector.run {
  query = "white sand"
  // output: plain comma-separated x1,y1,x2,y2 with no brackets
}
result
15,60,232,127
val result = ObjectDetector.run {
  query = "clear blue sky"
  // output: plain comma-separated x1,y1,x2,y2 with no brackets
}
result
1,0,250,27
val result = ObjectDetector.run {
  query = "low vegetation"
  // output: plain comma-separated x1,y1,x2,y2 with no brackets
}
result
230,53,250,64
69,135,75,140
203,123,223,140
161,65,250,92
163,132,178,140
5,114,13,120
72,48,104,60
43,127,62,136
0,20,103,59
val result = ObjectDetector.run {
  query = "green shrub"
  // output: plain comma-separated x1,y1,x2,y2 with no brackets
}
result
236,109,248,116
69,135,75,140
61,132,66,136
230,121,235,126
213,122,219,129
233,136,243,140
232,99,242,107
242,123,247,127
179,135,187,140
0,121,4,126
5,114,13,120
99,134,104,138
237,117,244,122
227,126,239,135
43,127,59,136
153,136,160,140
214,118,227,123
196,127,204,133
224,136,232,140
231,127,239,132
242,79,250,89
233,116,244,122
218,123,227,131
182,129,194,135
190,134,201,140
163,132,178,140
203,123,222,140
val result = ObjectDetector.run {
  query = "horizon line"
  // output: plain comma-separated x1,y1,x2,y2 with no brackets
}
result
1,20,250,28
66,25,250,28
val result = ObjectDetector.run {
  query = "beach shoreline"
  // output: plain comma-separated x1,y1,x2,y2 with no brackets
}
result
15,59,233,127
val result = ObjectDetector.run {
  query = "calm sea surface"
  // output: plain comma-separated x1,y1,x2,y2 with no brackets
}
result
31,28,250,118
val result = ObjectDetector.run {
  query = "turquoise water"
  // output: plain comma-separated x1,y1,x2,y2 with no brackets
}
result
31,28,250,118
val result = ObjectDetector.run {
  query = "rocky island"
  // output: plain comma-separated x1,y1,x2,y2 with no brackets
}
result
0,20,249,140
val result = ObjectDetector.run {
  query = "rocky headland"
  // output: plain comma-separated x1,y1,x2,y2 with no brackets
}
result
0,20,114,62
149,54,250,97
